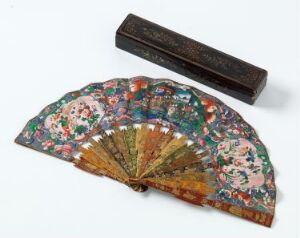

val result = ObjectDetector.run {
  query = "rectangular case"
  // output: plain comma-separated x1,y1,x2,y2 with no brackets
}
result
115,14,267,104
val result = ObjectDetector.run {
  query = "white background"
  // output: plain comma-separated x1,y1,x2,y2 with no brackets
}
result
0,0,299,237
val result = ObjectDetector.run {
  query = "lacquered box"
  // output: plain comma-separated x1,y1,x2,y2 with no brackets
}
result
116,14,267,104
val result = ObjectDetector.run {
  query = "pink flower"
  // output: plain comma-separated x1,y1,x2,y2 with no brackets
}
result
34,130,42,137
75,133,86,141
118,108,127,114
234,159,242,166
198,138,206,146
233,129,240,135
202,127,209,135
217,142,226,150
42,140,55,150
223,155,230,163
103,82,115,89
54,144,72,155
61,127,71,140
82,108,92,118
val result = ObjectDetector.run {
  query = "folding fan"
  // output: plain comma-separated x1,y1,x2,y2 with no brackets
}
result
15,76,276,227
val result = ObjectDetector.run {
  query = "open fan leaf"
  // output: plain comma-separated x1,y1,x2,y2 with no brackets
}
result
16,76,276,227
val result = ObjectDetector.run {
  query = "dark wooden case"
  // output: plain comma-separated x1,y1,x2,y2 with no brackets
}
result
116,14,267,104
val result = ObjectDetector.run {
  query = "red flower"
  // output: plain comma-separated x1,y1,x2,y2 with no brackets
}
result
54,144,73,154
205,114,216,124
198,138,206,146
238,192,251,205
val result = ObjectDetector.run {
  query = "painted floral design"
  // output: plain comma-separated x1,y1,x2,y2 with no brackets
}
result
214,138,264,190
44,96,105,142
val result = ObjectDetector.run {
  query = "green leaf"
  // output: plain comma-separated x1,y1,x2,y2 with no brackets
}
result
28,123,37,133
204,136,217,146
105,88,114,96
217,155,225,167
74,125,86,134
60,120,67,127
88,114,100,124
87,86,95,92
69,134,75,140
